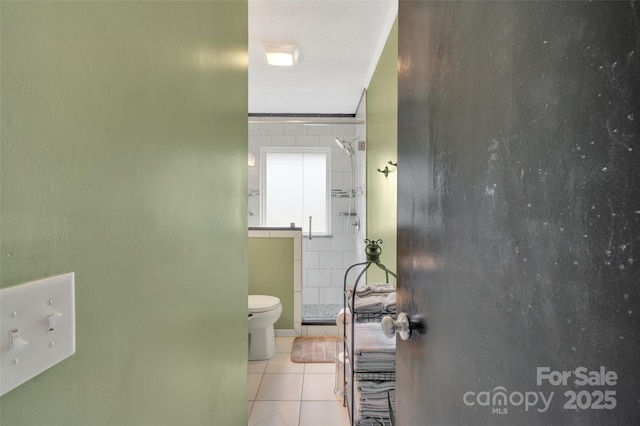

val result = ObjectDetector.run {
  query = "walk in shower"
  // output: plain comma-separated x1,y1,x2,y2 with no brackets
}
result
248,114,366,322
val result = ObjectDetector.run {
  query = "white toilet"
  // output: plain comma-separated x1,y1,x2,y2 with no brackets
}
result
248,295,282,360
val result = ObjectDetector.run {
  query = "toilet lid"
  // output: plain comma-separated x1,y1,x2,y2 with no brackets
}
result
248,295,281,313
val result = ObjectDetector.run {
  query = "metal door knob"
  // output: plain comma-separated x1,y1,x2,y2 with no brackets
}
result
381,312,411,340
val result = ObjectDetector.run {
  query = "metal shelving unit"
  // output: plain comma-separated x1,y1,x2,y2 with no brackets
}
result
342,239,396,426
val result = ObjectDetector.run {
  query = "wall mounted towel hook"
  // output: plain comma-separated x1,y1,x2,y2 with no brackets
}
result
377,166,390,177
388,161,397,167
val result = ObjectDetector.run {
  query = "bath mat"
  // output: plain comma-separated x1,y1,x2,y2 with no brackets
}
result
291,336,343,363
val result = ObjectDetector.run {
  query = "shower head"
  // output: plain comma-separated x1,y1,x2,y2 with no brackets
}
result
335,137,355,157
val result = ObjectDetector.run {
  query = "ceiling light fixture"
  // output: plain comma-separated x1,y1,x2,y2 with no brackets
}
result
263,43,299,67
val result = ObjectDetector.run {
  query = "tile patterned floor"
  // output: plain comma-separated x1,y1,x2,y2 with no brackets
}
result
248,337,350,426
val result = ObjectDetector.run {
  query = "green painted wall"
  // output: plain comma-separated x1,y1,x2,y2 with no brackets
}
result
248,238,294,329
0,2,248,425
366,19,398,284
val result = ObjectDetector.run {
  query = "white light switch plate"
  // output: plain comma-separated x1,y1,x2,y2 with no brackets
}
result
0,272,75,396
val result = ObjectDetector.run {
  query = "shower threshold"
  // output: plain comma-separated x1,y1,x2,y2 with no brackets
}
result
302,303,342,324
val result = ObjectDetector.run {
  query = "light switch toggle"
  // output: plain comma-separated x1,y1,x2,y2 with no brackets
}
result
10,329,29,350
47,313,63,333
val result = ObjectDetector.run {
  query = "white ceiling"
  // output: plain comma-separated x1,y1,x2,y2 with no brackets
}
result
248,0,397,115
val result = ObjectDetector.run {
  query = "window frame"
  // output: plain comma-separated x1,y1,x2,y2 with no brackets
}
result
259,147,331,236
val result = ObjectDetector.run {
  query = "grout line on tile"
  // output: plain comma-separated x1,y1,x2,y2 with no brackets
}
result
248,372,265,402
298,373,305,426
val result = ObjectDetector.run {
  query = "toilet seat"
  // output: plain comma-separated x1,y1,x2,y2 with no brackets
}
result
249,295,281,313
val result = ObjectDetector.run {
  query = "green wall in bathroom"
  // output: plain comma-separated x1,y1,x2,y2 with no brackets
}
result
366,18,398,284
248,238,294,329
0,1,248,425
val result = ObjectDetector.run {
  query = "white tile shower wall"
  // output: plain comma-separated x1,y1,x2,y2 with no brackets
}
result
248,121,365,309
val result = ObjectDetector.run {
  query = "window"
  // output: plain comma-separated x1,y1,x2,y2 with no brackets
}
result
260,147,330,235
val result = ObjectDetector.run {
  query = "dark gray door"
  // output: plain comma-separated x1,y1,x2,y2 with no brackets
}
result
396,1,640,425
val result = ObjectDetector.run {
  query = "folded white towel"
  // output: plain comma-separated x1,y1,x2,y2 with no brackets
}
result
348,282,395,298
354,295,385,312
360,390,396,400
384,292,396,305
351,323,396,354
357,380,396,393
355,362,395,372
354,385,395,426
383,292,396,311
